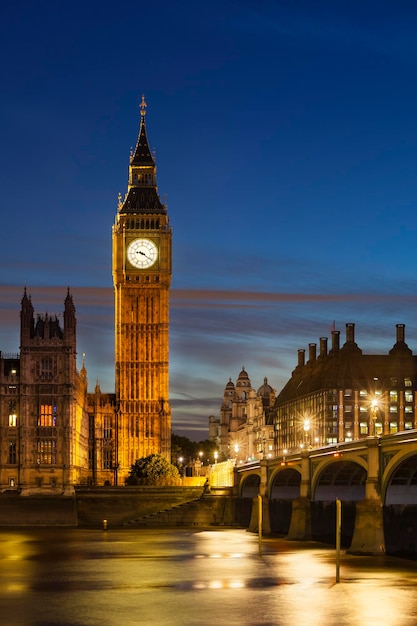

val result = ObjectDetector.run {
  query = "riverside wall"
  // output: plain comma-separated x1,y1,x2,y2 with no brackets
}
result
0,487,211,527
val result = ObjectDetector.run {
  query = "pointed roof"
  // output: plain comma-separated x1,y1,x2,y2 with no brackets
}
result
130,96,155,166
64,287,75,310
118,95,166,215
21,287,34,314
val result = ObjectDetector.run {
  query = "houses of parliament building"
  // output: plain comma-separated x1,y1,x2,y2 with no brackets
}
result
0,98,171,492
2,99,417,494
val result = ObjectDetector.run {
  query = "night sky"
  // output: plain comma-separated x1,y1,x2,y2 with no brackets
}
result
2,1,417,439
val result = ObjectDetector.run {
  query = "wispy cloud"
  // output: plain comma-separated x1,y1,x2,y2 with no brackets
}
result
2,284,416,438
173,289,417,305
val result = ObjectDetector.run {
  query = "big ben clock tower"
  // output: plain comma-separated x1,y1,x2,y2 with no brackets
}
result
112,96,172,478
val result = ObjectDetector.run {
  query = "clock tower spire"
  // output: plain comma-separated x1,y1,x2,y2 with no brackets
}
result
112,97,172,480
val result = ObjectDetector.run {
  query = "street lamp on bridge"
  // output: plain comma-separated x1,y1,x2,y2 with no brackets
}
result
303,419,311,448
370,399,378,437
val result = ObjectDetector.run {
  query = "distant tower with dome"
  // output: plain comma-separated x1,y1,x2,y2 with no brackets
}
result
213,368,276,462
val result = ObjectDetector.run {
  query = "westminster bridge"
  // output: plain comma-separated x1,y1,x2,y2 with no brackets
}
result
232,430,417,555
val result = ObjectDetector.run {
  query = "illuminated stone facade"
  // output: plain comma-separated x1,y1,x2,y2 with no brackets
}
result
86,383,117,486
212,323,417,466
215,368,276,463
0,101,172,491
0,290,89,493
273,323,417,456
112,97,172,480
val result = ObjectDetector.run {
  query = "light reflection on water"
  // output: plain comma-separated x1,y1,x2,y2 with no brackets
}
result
273,547,417,626
0,528,417,626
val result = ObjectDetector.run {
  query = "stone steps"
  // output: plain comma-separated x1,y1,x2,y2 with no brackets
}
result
124,495,239,527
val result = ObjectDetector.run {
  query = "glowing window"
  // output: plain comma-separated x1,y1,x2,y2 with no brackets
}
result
37,440,56,465
38,404,57,427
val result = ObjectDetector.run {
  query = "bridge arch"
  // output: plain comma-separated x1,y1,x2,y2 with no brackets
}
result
383,451,417,505
269,466,301,499
239,471,261,498
311,458,367,501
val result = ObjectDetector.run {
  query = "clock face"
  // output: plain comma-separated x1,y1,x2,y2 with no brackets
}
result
127,238,158,269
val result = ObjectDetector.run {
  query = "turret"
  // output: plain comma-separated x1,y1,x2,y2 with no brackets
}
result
64,288,76,348
20,288,34,343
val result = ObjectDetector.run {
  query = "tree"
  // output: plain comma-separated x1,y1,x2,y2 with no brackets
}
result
127,454,181,486
171,434,221,464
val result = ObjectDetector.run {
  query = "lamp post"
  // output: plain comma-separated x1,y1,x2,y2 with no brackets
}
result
303,419,311,448
370,399,378,437
214,451,218,464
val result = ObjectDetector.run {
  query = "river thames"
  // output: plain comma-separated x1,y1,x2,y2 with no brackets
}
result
1,527,417,626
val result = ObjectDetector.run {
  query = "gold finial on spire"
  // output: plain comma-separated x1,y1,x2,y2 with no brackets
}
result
140,94,147,118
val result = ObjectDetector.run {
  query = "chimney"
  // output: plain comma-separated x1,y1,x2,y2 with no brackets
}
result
297,349,305,367
389,323,411,356
396,324,405,343
308,343,317,363
346,323,355,344
331,330,340,352
319,337,328,357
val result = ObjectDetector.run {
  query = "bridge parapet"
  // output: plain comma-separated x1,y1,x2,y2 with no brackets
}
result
234,432,417,554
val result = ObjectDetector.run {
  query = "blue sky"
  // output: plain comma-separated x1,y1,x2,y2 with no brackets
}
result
2,1,417,439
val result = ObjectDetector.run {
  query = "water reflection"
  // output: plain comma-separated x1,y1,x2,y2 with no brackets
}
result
1,528,417,626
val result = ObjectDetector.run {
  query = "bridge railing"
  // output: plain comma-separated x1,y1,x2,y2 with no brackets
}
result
209,459,236,487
